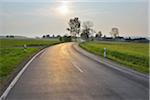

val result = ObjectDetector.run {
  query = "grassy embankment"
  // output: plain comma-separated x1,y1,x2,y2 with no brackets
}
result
0,39,61,88
80,41,149,74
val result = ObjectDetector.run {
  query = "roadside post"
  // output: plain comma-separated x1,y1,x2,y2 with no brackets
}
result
23,44,27,51
104,48,106,58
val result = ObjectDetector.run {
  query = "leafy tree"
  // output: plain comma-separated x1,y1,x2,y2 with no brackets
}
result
56,35,61,38
6,35,9,38
67,17,81,38
46,34,50,38
42,35,46,38
52,34,55,38
103,35,106,38
60,35,72,42
110,27,119,38
59,36,62,41
95,31,102,38
10,35,14,38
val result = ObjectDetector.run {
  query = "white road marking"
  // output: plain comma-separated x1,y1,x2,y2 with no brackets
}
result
39,49,48,58
71,61,83,73
0,49,46,100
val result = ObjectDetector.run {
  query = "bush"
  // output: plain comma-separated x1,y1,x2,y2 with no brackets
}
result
59,36,72,42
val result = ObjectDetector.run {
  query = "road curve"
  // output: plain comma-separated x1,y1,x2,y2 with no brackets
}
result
5,42,149,100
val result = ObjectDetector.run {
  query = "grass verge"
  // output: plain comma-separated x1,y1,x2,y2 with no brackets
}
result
79,41,149,74
0,39,62,94
0,38,60,47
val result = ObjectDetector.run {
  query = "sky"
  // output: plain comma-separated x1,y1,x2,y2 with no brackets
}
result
0,0,149,38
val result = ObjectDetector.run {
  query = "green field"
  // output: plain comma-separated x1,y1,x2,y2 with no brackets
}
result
0,38,61,88
80,41,149,74
0,38,60,47
0,48,39,79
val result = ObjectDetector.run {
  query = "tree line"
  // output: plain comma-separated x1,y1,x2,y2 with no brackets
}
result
66,17,119,41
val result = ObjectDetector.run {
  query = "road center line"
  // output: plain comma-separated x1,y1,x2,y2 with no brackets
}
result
71,61,83,73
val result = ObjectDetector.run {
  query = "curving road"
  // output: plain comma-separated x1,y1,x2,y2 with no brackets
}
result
5,42,149,100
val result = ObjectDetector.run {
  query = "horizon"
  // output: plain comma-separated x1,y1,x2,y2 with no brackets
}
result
0,0,149,38
0,34,149,39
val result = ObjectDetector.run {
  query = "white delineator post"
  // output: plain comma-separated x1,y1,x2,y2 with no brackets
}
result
23,44,27,52
23,44,27,49
104,48,106,58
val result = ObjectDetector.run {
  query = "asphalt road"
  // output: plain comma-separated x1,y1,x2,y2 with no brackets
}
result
5,42,149,100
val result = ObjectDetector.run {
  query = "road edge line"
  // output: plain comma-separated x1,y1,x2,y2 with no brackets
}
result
72,43,149,87
0,48,46,100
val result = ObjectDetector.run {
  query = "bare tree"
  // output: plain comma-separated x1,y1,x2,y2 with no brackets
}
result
110,27,119,38
81,21,94,40
82,21,93,30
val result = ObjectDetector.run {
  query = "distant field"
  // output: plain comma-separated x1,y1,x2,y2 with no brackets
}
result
80,41,149,74
0,39,61,89
0,38,60,47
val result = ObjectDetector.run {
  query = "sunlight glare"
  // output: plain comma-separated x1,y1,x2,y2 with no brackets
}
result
57,1,69,15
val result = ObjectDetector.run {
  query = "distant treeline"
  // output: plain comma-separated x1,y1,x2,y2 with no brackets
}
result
2,34,149,43
42,34,58,38
5,35,15,38
93,36,149,43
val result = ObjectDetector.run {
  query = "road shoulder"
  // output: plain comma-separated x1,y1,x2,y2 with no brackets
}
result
72,43,149,88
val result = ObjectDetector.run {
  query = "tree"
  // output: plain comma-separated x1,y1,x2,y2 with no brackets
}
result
59,36,62,41
10,35,14,38
67,17,81,38
81,21,94,40
110,27,119,38
56,35,61,38
6,35,9,38
60,35,72,42
46,34,50,38
103,35,106,38
80,30,89,40
42,35,46,38
95,31,102,38
52,34,55,38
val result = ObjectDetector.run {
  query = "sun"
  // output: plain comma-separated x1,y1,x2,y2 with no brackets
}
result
58,5,69,15
57,1,69,15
